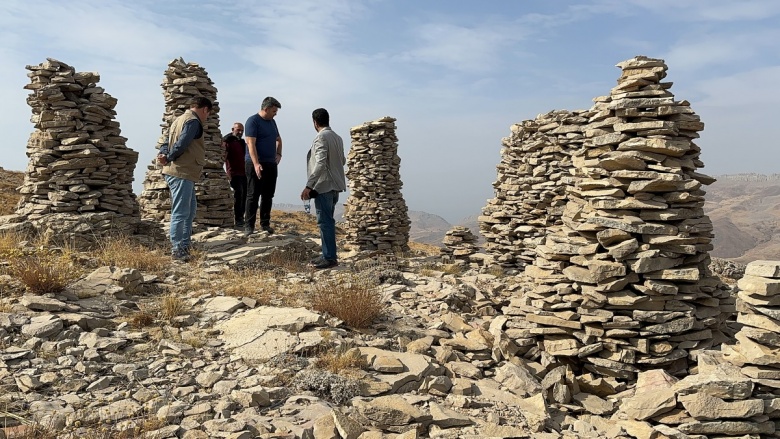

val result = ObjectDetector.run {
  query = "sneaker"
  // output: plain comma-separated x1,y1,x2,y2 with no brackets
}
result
310,256,325,265
172,251,190,262
261,225,275,235
311,259,338,269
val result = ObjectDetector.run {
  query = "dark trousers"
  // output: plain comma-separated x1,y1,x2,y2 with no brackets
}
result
244,161,278,230
230,175,247,226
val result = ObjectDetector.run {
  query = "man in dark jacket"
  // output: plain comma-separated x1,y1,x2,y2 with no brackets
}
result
222,122,247,228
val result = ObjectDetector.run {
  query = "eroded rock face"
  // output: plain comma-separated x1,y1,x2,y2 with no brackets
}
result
342,116,411,252
1,58,143,245
138,58,233,229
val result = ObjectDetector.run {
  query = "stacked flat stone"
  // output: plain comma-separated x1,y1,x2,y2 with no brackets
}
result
515,56,729,381
13,58,140,242
480,110,590,270
138,58,232,228
724,260,780,377
441,226,479,264
343,116,410,252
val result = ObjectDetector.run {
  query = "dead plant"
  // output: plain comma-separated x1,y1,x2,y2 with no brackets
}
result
159,294,186,321
93,235,169,273
309,271,385,328
7,254,77,295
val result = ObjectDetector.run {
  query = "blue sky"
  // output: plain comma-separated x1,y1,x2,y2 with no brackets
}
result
0,1,778,222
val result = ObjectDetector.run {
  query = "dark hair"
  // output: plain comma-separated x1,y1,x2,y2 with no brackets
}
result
312,108,329,127
191,96,213,110
261,96,281,110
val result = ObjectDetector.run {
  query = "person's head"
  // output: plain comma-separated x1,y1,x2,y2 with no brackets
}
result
312,108,329,130
231,122,244,138
190,96,213,121
259,96,281,120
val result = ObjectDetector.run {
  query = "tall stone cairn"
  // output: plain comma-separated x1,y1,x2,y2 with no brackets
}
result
508,56,732,381
343,116,411,252
138,58,233,228
13,58,141,240
479,110,591,270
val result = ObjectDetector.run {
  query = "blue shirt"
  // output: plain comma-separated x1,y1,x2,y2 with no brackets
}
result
245,114,279,163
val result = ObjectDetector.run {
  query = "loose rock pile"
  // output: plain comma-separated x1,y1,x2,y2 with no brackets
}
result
4,58,141,243
480,110,590,270
496,56,733,382
343,116,411,252
139,58,233,228
440,226,480,265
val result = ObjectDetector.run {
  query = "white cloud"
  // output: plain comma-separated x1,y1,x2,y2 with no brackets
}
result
664,29,780,73
623,0,780,22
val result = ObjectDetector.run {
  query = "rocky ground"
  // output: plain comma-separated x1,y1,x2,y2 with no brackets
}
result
0,221,769,439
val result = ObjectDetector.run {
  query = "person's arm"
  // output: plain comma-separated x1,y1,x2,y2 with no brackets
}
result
166,120,199,162
275,135,283,164
246,136,262,177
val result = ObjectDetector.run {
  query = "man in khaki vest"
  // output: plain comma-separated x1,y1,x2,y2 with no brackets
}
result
156,97,213,261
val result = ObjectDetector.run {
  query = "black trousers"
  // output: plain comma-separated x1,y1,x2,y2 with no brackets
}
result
244,161,278,229
229,175,247,226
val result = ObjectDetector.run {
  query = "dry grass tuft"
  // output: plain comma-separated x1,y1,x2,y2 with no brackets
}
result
485,264,505,277
94,235,170,273
309,271,385,328
159,294,186,321
315,345,367,374
441,263,465,276
7,254,77,295
216,266,279,304
262,249,309,275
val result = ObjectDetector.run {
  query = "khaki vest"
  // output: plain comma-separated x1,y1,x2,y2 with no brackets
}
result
162,110,205,182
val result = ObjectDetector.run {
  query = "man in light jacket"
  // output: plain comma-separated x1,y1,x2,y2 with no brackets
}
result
300,108,346,269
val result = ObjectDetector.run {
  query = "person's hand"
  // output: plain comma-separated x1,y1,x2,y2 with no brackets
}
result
275,153,282,165
255,163,263,178
301,187,311,200
157,154,168,165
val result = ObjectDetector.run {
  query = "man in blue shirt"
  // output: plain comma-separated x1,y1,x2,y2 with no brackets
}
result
244,96,282,235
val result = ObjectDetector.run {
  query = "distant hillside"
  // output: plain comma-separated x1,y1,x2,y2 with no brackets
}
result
705,174,780,262
0,167,23,215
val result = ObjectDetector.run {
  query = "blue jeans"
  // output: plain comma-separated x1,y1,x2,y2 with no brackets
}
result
164,175,197,255
314,190,339,261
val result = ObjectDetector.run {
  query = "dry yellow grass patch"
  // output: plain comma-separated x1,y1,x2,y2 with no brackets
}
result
6,254,78,295
272,209,321,235
159,294,186,321
315,345,367,374
407,241,441,257
126,308,156,328
93,235,170,273
309,271,385,328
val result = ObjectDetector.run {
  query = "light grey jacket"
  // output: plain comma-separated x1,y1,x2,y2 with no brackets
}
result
306,127,346,193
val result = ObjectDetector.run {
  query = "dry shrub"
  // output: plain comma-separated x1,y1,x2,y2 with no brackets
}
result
159,294,186,321
310,272,385,328
94,235,169,273
8,254,76,295
126,309,155,328
441,263,465,276
485,264,505,277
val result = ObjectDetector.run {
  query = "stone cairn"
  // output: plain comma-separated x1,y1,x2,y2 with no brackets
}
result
343,116,411,252
609,261,780,437
440,226,479,265
497,56,733,382
480,109,591,270
138,58,233,228
7,58,141,243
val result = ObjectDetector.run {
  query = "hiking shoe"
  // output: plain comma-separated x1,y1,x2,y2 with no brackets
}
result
310,256,325,265
311,259,338,269
261,225,275,235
